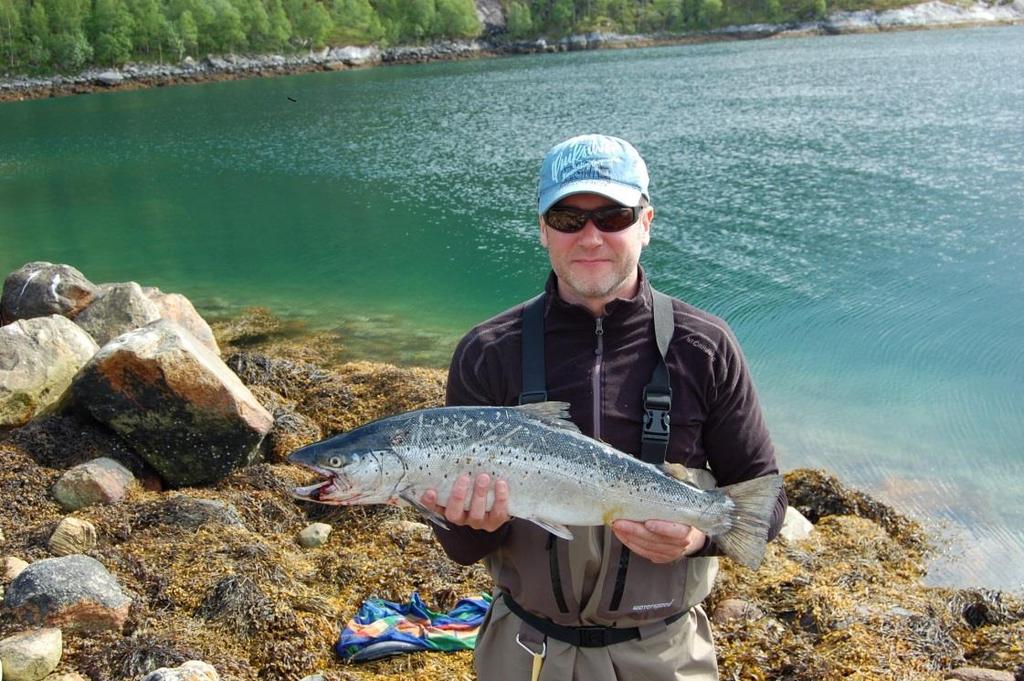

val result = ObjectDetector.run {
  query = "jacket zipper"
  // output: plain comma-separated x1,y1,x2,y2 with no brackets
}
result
592,317,604,440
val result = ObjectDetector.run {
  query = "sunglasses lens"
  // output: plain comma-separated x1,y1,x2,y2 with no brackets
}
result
544,209,587,233
593,207,637,231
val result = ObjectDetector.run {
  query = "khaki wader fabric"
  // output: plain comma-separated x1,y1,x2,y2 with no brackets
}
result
473,595,718,681
475,467,721,681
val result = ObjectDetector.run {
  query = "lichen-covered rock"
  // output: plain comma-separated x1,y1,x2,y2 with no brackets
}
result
74,282,162,347
712,597,765,624
0,627,62,681
144,287,220,355
2,554,131,633
0,316,99,427
140,660,219,681
47,518,97,556
1,262,97,322
70,319,273,487
51,457,136,511
134,495,245,531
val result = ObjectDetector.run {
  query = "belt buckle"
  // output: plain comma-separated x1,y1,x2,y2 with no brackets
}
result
577,626,608,648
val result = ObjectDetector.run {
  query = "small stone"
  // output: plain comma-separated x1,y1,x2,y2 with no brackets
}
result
711,598,765,624
298,523,332,548
779,506,814,542
0,627,62,681
945,668,1015,681
4,556,30,582
298,675,327,681
44,673,89,681
140,660,219,681
94,71,123,86
48,518,97,556
51,457,136,511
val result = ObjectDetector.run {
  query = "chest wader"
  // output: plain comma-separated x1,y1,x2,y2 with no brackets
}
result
508,288,679,679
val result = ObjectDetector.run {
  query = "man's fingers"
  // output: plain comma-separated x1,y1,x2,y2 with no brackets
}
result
468,473,491,522
444,474,472,523
492,479,510,515
419,489,439,513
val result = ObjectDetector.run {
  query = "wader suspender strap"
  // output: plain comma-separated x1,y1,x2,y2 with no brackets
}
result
518,289,676,460
519,293,548,406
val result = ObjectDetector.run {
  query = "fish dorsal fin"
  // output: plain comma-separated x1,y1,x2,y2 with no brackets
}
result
513,401,580,433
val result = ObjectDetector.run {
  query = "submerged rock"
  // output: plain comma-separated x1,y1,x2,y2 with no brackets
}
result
0,627,62,681
3,554,131,632
70,320,272,487
1,262,97,322
0,315,99,427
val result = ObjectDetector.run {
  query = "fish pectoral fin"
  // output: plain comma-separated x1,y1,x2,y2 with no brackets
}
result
513,401,581,433
528,518,574,541
398,491,451,531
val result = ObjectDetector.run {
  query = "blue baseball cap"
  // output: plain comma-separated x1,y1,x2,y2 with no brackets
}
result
537,134,650,215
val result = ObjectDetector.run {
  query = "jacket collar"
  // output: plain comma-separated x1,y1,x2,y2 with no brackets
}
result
543,266,653,325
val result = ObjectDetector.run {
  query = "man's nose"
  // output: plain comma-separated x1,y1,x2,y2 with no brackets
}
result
577,219,604,245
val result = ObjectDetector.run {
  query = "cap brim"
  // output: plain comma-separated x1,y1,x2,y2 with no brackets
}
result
538,180,643,215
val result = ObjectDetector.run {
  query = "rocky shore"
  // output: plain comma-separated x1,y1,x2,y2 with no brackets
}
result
1,260,1022,680
1,0,1021,103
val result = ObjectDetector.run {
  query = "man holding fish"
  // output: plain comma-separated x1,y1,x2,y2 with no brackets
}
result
290,134,786,679
419,134,787,680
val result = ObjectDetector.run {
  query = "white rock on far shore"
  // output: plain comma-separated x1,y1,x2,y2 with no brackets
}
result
0,627,62,681
779,506,815,542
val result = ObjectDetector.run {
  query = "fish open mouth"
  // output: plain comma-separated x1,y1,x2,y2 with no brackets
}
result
291,474,369,505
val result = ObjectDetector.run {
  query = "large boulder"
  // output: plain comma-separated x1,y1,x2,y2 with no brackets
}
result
143,287,220,355
70,319,273,486
74,282,162,347
0,315,99,427
1,262,97,323
2,555,131,633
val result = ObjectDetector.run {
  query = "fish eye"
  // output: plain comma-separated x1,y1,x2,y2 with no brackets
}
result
329,457,343,467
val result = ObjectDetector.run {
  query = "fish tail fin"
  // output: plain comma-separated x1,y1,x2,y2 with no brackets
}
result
715,474,784,570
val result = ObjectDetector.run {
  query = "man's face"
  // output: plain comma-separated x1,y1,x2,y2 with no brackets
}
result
539,192,652,313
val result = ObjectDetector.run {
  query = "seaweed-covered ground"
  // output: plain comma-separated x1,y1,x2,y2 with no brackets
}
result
1,309,1021,680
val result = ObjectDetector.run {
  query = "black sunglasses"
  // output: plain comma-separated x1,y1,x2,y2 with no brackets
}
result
543,205,642,233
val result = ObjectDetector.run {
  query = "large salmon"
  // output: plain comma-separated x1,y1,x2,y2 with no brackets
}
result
289,401,782,569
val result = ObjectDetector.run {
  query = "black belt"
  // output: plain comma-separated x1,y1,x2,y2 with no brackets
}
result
502,593,686,648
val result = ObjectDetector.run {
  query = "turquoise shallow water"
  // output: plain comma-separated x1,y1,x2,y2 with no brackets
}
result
1,26,1022,590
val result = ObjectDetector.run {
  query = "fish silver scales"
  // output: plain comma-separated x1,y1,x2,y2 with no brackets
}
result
288,401,783,569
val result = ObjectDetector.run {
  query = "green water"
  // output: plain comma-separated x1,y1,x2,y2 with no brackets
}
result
2,26,1022,590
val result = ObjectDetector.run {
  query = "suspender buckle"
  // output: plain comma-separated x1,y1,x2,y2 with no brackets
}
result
642,388,672,444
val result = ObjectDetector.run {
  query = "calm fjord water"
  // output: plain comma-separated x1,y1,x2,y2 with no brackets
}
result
1,27,1022,590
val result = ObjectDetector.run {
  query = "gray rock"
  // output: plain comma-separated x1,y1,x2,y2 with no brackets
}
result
180,56,196,68
475,0,504,30
0,627,62,681
47,518,97,556
298,523,332,548
327,46,380,65
298,675,327,681
70,320,273,487
142,287,220,355
135,495,245,531
75,282,162,347
94,70,123,86
0,315,99,427
3,555,131,633
779,505,814,542
711,598,765,624
140,660,219,681
945,668,1015,681
51,457,136,511
1,262,98,322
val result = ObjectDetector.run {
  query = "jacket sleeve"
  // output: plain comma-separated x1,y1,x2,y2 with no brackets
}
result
694,324,787,558
429,326,513,565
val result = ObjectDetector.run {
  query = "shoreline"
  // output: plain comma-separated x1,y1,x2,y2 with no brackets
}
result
2,0,1022,103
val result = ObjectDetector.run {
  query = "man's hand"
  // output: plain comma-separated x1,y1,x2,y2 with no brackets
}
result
420,473,510,533
611,519,706,564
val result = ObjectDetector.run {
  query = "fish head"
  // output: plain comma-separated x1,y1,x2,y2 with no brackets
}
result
288,426,405,506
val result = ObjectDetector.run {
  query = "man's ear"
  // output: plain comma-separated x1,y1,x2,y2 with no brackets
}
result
539,217,549,248
640,205,653,247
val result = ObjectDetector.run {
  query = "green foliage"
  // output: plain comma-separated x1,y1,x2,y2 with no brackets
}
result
0,0,922,74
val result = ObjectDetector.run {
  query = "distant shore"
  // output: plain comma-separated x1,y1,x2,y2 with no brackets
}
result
2,0,1021,103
